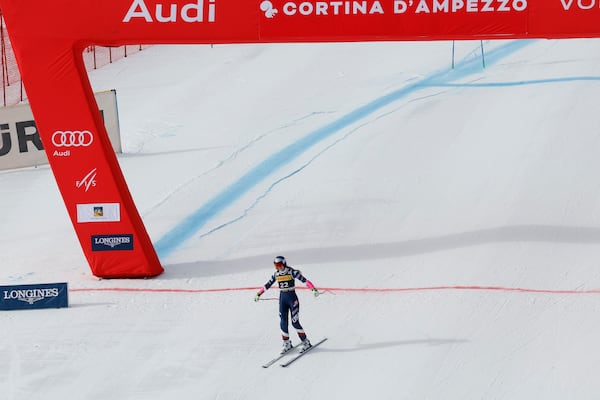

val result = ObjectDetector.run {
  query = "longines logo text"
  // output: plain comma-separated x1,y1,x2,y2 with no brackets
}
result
3,288,60,304
91,234,134,251
94,236,131,248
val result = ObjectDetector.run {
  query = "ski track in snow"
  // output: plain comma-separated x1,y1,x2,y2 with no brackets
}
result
140,115,312,218
154,40,536,258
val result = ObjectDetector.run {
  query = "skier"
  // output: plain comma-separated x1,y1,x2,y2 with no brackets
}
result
254,255,319,354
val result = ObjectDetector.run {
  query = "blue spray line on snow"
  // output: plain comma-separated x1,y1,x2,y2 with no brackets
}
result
192,116,377,242
431,76,600,87
154,40,535,258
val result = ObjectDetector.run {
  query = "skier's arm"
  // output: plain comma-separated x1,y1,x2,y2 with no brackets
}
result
254,287,265,302
293,268,319,297
305,279,319,297
254,274,275,301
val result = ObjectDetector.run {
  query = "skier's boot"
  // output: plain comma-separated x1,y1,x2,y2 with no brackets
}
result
280,339,293,354
299,338,312,353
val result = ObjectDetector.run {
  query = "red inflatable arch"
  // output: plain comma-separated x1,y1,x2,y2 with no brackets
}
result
0,0,598,278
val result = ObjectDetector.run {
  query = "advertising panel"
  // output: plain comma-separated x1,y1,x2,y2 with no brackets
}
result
0,90,121,171
0,283,69,311
91,234,135,251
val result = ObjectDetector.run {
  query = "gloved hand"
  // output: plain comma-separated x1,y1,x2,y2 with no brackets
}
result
312,288,320,298
254,292,262,302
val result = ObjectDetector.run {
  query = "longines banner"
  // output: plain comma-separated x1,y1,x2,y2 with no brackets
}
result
0,283,69,311
0,0,598,278
0,90,121,171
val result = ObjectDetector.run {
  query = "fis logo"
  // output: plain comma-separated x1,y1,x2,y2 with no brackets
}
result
76,168,97,192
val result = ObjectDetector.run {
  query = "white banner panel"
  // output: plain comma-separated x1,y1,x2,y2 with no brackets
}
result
0,90,121,171
76,203,121,223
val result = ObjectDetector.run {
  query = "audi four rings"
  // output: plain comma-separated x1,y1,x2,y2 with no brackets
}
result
52,130,94,147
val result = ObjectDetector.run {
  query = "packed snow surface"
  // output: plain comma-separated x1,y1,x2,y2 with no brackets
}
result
3,39,600,399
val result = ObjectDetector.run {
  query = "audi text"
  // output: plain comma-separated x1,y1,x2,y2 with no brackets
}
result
123,0,217,22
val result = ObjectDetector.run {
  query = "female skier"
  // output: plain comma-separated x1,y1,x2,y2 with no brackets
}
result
254,255,319,354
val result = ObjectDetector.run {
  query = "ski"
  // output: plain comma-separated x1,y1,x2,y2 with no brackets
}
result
262,345,298,368
280,338,328,367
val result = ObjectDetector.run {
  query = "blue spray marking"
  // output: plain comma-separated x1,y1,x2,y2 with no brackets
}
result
431,76,600,87
155,40,538,258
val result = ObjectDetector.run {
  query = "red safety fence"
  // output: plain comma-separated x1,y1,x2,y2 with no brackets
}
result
0,16,148,107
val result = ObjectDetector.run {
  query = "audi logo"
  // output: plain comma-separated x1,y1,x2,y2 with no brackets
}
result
52,130,94,147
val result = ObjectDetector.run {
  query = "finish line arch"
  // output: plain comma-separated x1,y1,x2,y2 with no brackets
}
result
0,0,598,278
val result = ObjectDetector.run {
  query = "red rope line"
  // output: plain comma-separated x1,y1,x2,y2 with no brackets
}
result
69,285,600,295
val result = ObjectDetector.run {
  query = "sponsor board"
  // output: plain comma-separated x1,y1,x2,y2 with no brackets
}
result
77,203,121,223
0,90,121,170
0,282,68,310
92,234,134,251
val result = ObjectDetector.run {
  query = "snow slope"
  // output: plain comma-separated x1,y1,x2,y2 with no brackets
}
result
3,38,600,399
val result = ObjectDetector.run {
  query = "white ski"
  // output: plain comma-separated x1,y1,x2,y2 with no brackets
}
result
262,345,297,368
280,338,328,367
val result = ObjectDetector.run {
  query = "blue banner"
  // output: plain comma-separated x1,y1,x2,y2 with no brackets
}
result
91,234,134,251
0,282,68,310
